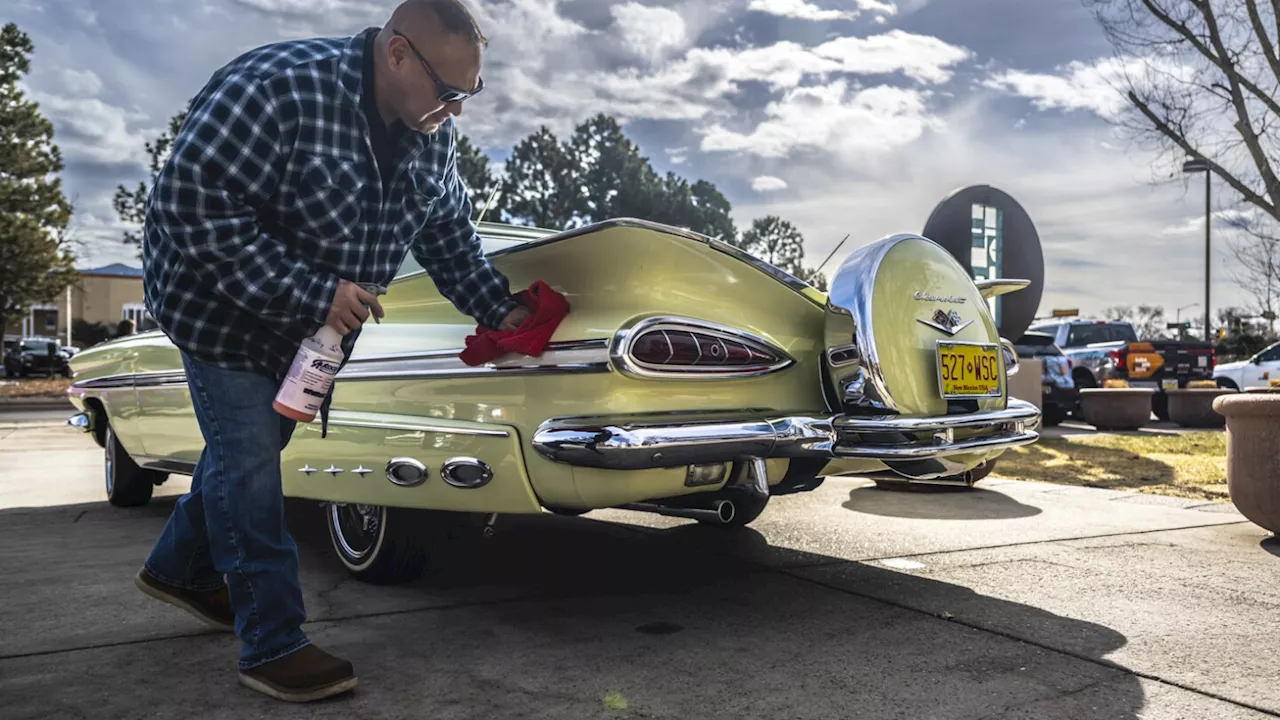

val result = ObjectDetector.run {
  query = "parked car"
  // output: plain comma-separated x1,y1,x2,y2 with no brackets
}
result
3,336,71,378
1214,340,1280,390
65,219,1041,585
1025,318,1215,420
1012,331,1076,426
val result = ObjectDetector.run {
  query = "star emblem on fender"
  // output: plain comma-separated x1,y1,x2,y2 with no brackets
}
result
918,308,974,336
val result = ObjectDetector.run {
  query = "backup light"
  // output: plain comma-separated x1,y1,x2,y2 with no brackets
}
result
630,329,780,370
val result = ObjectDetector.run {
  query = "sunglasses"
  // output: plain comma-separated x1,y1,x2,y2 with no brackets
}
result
392,29,485,104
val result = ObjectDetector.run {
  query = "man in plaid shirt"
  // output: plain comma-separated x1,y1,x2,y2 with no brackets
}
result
134,0,528,702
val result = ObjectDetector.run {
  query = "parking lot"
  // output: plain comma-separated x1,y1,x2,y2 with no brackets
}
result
1,415,1278,719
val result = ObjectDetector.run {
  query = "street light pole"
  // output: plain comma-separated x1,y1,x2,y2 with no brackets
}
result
1183,158,1212,340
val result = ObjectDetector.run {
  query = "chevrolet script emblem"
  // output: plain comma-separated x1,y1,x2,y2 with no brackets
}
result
918,309,974,336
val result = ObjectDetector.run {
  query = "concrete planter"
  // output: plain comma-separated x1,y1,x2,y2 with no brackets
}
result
1079,388,1154,431
1166,388,1235,428
1212,393,1280,534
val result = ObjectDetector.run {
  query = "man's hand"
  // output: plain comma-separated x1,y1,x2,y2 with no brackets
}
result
326,280,384,335
498,305,531,332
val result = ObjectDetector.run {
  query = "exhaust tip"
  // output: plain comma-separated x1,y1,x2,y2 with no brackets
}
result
714,499,736,524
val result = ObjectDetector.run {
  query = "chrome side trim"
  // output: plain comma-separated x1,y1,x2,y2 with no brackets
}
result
609,315,794,380
320,417,510,438
530,399,1041,474
70,373,137,390
338,340,611,382
131,371,189,388
69,341,610,389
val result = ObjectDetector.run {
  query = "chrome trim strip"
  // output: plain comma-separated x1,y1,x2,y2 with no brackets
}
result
320,418,510,437
338,341,611,382
609,315,794,380
70,373,136,390
345,339,608,365
530,399,1041,472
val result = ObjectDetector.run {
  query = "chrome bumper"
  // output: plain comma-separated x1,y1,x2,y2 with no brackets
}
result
530,399,1040,480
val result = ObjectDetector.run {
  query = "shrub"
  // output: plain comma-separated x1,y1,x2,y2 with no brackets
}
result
1188,380,1218,389
1103,378,1131,388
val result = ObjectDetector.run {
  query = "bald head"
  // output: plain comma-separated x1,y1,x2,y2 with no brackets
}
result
370,0,488,135
384,0,487,49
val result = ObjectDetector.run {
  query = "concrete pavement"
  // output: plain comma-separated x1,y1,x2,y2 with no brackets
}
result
0,421,1277,719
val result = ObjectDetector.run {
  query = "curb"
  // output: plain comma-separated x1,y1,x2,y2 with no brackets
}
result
0,398,73,412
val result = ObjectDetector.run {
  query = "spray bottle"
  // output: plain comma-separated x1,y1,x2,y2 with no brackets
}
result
273,282,385,423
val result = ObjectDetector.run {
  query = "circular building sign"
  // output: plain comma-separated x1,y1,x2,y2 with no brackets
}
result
921,184,1045,341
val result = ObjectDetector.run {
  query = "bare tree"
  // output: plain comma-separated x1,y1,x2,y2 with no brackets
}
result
1222,215,1280,333
1088,0,1280,224
1104,303,1169,338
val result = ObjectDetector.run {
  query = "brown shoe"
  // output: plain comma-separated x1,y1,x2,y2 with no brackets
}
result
238,644,357,702
134,568,235,632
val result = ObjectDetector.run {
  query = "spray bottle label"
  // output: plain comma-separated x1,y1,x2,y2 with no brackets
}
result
275,344,342,416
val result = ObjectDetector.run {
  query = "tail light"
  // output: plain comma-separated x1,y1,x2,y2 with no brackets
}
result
615,317,793,378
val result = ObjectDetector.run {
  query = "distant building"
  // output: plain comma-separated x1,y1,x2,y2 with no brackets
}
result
10,263,151,345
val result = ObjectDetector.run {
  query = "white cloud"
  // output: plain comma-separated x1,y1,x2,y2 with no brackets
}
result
752,176,788,191
28,92,152,166
60,69,103,96
700,80,940,159
814,30,971,84
611,2,688,64
982,56,1193,121
747,0,855,21
747,0,898,21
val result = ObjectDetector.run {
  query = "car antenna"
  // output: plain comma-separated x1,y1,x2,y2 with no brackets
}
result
476,181,504,225
815,233,851,274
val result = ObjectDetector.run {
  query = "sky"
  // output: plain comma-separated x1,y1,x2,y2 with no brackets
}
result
7,0,1259,320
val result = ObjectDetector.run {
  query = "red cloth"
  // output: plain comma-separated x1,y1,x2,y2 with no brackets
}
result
459,281,570,366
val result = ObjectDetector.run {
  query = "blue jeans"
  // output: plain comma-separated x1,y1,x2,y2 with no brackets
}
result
144,352,310,670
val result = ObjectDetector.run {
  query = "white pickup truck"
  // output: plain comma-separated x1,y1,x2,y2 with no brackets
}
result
1214,341,1280,390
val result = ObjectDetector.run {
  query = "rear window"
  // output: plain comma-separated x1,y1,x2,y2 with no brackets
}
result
1014,335,1062,358
1065,323,1137,347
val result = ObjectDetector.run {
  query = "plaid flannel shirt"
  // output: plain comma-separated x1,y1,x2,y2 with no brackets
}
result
142,28,517,381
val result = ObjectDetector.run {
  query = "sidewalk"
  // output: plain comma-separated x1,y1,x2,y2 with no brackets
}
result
0,427,1275,719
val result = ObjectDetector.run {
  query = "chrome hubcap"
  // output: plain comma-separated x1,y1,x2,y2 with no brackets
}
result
330,503,382,560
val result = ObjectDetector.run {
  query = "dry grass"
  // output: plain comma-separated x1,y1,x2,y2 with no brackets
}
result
0,377,72,399
992,431,1228,501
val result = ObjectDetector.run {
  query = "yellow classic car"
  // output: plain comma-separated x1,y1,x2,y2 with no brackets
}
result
65,218,1040,584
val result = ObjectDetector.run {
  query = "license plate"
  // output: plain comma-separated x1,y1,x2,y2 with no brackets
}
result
1198,356,1208,367
937,342,1002,398
1162,378,1179,390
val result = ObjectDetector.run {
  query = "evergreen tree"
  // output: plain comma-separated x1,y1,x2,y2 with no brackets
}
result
0,23,77,337
114,105,188,252
455,130,505,221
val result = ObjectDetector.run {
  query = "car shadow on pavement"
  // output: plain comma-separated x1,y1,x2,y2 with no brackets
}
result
272,500,1148,718
840,484,1043,520
1262,536,1280,558
0,497,1145,718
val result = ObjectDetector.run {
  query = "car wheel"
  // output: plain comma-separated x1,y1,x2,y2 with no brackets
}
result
1217,378,1239,390
104,425,156,507
326,504,478,585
